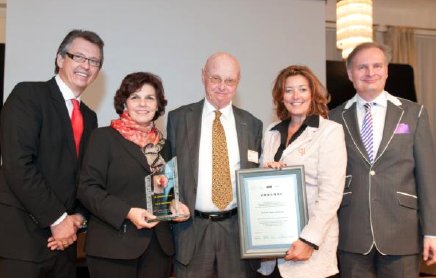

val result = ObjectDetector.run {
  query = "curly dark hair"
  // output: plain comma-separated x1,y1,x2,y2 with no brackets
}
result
114,72,167,121
272,65,330,120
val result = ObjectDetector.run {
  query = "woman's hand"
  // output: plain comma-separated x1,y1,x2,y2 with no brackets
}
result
170,201,191,222
284,239,314,261
127,207,158,229
264,161,287,169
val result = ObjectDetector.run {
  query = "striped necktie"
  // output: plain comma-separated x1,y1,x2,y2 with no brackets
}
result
361,103,374,163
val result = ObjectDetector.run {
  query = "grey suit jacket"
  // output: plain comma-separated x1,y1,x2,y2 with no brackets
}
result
329,93,436,255
166,99,263,265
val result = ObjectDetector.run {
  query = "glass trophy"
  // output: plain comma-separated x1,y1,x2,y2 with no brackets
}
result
145,157,184,222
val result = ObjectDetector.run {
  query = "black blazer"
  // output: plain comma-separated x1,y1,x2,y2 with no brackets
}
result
77,127,174,259
0,78,97,262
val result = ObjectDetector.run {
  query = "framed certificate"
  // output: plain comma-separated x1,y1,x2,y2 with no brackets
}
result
236,166,308,258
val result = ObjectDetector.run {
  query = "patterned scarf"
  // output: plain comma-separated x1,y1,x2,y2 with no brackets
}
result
111,111,165,172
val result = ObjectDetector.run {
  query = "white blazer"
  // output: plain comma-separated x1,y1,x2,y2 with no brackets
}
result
258,116,347,278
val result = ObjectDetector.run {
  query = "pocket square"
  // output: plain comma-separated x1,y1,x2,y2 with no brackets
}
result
394,123,410,134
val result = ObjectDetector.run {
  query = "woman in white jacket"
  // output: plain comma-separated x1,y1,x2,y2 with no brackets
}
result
258,65,347,278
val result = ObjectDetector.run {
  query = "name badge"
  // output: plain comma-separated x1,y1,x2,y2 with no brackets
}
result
247,150,259,164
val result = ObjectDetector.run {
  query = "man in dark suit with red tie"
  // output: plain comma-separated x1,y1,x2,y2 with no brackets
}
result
0,29,104,278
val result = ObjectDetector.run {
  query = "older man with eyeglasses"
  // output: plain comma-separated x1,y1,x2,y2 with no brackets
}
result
166,52,263,278
0,29,104,278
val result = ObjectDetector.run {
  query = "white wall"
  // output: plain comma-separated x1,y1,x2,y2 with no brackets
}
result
4,0,326,130
0,1,5,43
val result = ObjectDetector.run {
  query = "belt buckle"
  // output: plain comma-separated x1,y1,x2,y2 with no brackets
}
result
208,213,224,221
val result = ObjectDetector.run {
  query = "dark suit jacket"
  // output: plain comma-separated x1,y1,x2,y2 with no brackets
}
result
166,99,263,265
77,127,174,260
0,78,97,262
329,93,436,255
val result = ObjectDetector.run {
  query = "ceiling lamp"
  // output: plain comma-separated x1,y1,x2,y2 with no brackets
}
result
336,0,373,59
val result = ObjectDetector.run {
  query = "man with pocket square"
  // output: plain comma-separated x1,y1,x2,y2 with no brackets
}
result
329,42,436,278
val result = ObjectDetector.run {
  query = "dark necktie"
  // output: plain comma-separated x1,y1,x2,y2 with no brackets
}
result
211,110,232,211
71,99,83,157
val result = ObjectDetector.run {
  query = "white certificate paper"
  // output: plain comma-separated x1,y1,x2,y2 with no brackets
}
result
246,175,300,246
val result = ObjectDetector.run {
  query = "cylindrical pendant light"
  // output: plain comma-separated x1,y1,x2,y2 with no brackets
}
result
336,0,373,59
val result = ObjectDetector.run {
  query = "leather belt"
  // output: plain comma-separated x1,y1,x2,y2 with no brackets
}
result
195,208,237,221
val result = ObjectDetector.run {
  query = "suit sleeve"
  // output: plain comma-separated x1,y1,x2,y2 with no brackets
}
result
0,83,65,228
77,130,131,230
414,106,436,235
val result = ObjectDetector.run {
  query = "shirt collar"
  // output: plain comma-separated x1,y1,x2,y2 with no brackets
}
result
55,75,80,102
270,114,319,132
344,90,401,109
356,91,388,108
203,98,233,118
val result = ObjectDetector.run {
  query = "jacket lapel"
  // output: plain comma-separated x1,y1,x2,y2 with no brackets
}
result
234,106,248,168
341,102,371,164
48,78,77,160
185,101,203,186
375,101,404,161
113,130,149,170
78,103,93,161
281,126,317,159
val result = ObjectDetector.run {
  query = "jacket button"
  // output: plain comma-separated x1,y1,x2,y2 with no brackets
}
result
370,170,376,176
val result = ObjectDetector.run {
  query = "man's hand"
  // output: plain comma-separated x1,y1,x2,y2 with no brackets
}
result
423,237,436,266
127,207,158,229
284,239,314,261
47,214,83,251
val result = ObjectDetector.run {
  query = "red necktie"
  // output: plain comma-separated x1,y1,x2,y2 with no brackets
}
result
71,99,83,157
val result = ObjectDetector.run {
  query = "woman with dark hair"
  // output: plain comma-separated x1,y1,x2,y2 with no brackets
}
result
78,72,189,278
257,65,346,278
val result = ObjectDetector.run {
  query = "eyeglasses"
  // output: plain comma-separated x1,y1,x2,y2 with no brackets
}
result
208,75,238,87
65,52,101,67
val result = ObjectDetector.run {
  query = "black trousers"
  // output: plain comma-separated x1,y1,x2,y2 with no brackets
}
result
0,251,76,278
86,234,171,278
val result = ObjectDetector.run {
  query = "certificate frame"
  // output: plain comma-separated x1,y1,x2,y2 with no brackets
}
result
236,166,308,258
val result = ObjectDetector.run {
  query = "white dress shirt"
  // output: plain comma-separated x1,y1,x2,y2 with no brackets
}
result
195,99,240,212
355,92,387,157
55,74,81,117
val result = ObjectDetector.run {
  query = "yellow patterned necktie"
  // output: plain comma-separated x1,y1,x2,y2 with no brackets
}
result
212,110,232,211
